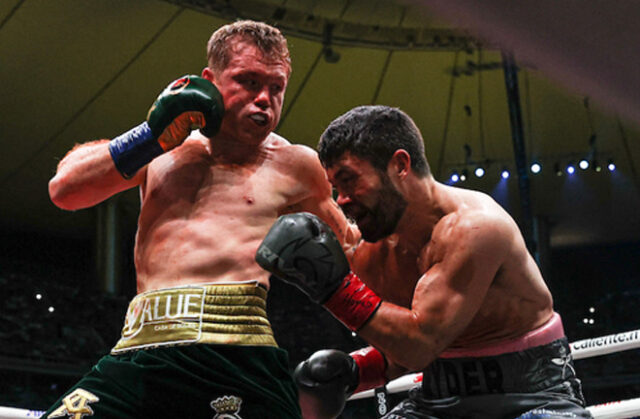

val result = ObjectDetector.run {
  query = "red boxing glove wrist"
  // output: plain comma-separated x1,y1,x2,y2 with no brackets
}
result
323,272,382,331
350,346,387,394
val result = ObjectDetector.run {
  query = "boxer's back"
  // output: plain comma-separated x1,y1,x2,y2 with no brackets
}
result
441,187,554,347
134,132,312,292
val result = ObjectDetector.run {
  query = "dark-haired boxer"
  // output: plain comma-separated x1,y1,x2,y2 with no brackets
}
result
45,20,357,419
256,105,593,418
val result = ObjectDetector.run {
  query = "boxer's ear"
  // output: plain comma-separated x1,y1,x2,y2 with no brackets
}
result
389,149,411,180
201,67,215,82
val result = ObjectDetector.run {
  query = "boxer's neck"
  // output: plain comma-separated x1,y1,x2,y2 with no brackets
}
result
204,131,271,165
393,176,443,252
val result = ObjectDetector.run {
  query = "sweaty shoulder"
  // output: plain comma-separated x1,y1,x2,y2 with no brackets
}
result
266,134,326,179
261,133,331,209
264,132,292,148
429,189,516,266
266,134,317,163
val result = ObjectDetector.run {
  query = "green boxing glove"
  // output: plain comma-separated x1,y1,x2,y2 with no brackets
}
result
109,75,224,179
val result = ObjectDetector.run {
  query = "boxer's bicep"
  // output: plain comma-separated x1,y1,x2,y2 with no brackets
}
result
411,218,509,354
50,140,144,210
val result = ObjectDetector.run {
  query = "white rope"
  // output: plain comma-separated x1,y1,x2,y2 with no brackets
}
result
571,329,640,360
0,407,43,419
4,399,640,419
587,398,640,419
350,372,421,400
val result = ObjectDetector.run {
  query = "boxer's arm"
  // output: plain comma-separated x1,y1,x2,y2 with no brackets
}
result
282,145,360,251
50,75,224,210
357,214,511,372
49,140,145,210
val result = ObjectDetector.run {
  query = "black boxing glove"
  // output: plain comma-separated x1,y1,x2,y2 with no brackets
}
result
109,75,224,178
295,349,358,419
295,347,387,419
255,212,382,330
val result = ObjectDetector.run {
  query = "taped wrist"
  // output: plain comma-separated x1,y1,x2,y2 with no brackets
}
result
323,272,382,331
350,346,387,394
108,121,163,179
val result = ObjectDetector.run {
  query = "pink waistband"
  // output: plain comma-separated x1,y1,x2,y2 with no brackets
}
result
439,312,564,358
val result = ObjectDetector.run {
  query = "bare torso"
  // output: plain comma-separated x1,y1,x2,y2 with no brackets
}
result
134,131,325,292
352,183,553,349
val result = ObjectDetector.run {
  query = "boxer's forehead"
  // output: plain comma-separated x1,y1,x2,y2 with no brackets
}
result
227,39,291,77
225,42,289,81
326,152,376,184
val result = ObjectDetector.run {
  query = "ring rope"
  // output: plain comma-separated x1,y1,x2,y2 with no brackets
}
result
2,399,640,419
588,398,640,419
0,407,43,419
2,329,639,419
570,329,640,360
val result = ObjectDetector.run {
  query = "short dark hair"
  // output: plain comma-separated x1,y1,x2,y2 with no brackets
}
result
318,105,430,177
207,20,291,76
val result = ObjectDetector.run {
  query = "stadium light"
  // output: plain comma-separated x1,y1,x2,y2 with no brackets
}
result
579,159,590,170
530,162,542,174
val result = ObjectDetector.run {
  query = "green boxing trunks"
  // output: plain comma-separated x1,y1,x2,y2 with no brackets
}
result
43,282,301,419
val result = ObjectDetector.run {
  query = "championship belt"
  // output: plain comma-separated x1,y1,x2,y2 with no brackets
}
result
111,282,276,354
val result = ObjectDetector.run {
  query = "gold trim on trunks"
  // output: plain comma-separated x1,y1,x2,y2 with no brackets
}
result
111,282,276,354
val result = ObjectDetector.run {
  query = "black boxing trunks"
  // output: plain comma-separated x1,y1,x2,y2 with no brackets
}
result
43,282,301,419
384,313,593,418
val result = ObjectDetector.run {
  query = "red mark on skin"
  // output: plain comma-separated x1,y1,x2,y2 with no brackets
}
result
244,196,254,205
